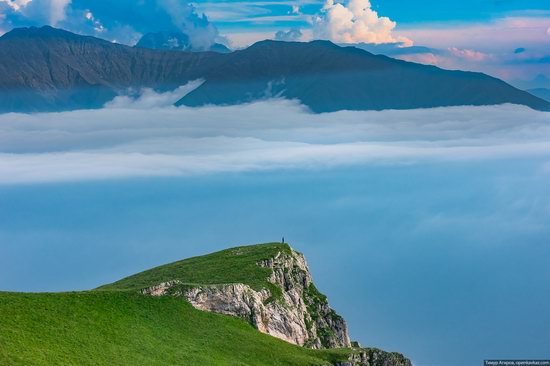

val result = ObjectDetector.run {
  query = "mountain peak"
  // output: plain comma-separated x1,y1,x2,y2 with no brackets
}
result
1,26,75,40
247,39,340,51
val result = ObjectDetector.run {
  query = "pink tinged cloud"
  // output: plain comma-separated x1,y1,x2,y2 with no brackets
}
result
313,0,412,46
401,17,550,52
448,47,491,62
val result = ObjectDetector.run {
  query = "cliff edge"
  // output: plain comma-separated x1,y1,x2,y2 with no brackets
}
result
101,243,412,365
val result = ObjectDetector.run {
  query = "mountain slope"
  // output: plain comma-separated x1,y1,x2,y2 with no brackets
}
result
177,40,550,112
0,291,349,365
0,243,412,366
528,88,550,102
0,26,217,112
2,26,546,113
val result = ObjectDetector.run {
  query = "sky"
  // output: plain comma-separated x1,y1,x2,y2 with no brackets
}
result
1,96,550,365
0,0,549,86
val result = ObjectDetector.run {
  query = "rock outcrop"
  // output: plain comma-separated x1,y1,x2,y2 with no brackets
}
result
334,348,413,366
142,247,351,349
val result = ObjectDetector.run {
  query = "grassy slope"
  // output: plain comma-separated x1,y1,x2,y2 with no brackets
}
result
0,291,348,366
1,243,353,365
99,242,292,293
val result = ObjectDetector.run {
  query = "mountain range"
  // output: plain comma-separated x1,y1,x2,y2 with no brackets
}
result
1,26,549,113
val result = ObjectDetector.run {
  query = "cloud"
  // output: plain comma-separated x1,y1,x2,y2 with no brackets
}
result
275,27,302,41
1,91,550,184
448,47,491,62
0,0,69,26
104,80,204,109
0,0,224,47
0,0,31,11
395,16,550,82
313,0,412,46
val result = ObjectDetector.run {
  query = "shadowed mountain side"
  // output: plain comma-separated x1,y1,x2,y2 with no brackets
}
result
528,88,550,103
0,26,220,112
177,40,550,112
1,26,549,113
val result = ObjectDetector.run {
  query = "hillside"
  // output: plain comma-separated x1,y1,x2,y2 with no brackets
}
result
1,26,548,113
99,243,290,293
101,243,351,349
177,40,550,112
528,88,550,102
0,243,412,366
0,291,349,365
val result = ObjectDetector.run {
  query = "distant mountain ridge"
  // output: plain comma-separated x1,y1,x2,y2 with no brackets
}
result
528,88,550,103
1,26,549,113
135,30,230,53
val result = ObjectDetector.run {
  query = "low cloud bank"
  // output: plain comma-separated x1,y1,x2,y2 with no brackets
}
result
1,94,550,184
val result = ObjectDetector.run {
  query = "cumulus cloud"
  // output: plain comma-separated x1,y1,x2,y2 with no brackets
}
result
1,92,550,184
0,0,224,48
313,0,412,46
275,28,302,42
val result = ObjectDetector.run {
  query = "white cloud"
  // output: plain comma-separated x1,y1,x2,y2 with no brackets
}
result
0,0,31,11
313,0,412,46
0,0,224,48
1,94,550,184
448,47,491,62
104,80,204,109
1,0,69,25
49,0,69,25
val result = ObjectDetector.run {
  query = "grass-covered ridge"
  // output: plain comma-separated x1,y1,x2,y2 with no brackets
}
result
0,291,349,365
99,242,293,292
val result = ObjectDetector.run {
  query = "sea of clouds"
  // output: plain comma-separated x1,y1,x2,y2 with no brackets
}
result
1,87,550,184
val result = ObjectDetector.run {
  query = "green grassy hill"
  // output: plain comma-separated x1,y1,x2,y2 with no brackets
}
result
0,291,349,365
0,243,350,365
99,242,290,292
0,243,410,366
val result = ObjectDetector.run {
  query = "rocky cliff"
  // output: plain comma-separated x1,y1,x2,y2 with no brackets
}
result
335,348,412,366
142,247,351,349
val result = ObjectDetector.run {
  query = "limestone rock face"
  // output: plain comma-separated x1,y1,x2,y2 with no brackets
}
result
334,348,413,366
142,247,351,349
